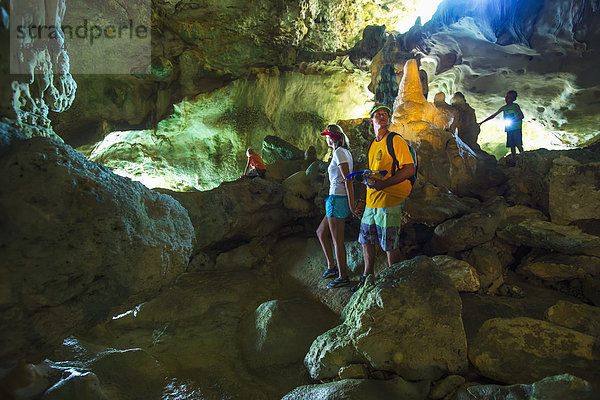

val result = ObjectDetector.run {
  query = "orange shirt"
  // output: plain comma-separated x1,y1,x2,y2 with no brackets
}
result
366,133,413,208
248,153,266,170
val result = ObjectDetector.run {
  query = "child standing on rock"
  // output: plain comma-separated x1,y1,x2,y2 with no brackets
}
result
479,90,525,165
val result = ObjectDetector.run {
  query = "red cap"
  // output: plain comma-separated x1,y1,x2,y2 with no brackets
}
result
321,128,342,139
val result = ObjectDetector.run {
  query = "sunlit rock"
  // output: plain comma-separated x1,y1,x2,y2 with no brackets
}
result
431,255,481,292
282,165,325,214
469,317,599,384
305,256,467,381
86,66,372,190
282,377,430,400
0,124,194,367
392,59,451,131
455,374,596,400
545,300,600,337
387,58,505,198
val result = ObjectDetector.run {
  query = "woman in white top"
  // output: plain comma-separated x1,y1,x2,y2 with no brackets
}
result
316,124,356,288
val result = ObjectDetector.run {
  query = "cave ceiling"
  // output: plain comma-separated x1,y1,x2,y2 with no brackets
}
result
1,0,599,190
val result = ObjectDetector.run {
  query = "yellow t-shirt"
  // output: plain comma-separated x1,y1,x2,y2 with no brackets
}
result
366,132,413,208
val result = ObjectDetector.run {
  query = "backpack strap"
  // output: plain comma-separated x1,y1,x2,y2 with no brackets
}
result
367,132,400,175
386,132,400,176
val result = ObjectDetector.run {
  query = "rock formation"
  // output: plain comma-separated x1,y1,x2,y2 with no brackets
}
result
0,123,194,368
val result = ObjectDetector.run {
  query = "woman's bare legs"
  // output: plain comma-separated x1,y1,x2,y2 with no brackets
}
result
327,217,348,279
316,216,335,270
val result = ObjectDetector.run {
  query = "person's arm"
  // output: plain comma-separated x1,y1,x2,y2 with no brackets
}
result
242,158,251,176
338,162,356,215
478,107,502,125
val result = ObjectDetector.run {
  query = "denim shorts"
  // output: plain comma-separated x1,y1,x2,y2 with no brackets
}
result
358,203,404,251
325,195,351,219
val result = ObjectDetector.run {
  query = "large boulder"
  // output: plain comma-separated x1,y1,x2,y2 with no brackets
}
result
498,219,600,256
455,374,597,400
282,377,429,400
429,197,507,254
469,317,600,384
165,177,291,252
305,256,468,381
241,299,337,370
517,254,600,282
403,182,480,227
0,126,194,367
549,156,600,226
545,300,600,337
431,255,480,292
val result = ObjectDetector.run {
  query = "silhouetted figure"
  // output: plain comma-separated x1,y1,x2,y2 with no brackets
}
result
479,90,525,165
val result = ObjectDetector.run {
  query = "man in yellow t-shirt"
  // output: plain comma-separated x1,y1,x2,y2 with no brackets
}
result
352,104,416,292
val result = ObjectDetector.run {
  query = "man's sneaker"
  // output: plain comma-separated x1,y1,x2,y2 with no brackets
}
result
327,277,350,288
321,268,338,279
350,275,368,292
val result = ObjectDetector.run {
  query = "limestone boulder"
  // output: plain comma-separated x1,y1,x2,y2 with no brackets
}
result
429,197,507,254
460,246,504,289
279,237,361,315
88,348,167,399
502,149,599,214
469,317,600,384
501,205,548,227
454,374,597,400
282,377,429,400
431,256,480,292
545,300,600,337
42,371,107,400
549,156,600,226
241,299,337,371
429,375,466,400
517,253,600,282
165,177,291,252
305,256,468,381
0,127,194,367
403,182,480,227
498,220,600,256
282,168,324,215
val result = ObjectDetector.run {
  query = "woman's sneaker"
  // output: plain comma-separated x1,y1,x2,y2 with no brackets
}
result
327,277,350,288
350,275,368,292
321,268,338,279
